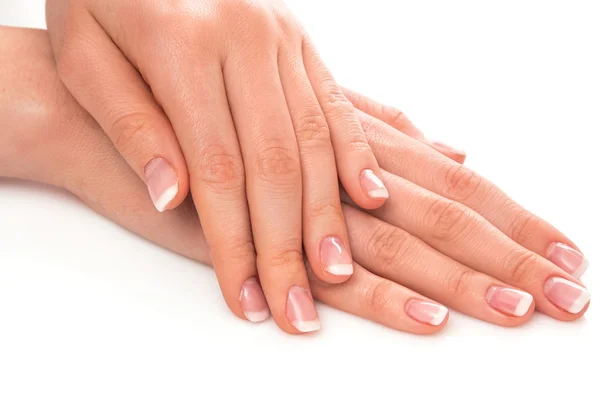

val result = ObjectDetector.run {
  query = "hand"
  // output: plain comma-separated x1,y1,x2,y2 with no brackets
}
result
1,28,589,335
45,0,399,333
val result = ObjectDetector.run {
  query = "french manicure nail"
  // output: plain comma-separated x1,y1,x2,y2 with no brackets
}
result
544,277,591,314
360,169,389,199
145,157,178,212
286,286,320,333
406,299,448,326
486,286,533,317
321,236,353,276
239,277,270,323
547,243,589,279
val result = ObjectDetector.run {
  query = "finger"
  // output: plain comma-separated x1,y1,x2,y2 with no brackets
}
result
279,45,353,283
341,87,426,139
358,111,590,279
303,39,389,209
343,205,536,326
62,115,446,334
368,170,590,321
51,10,189,212
341,87,467,164
152,59,266,323
223,45,318,334
309,263,448,334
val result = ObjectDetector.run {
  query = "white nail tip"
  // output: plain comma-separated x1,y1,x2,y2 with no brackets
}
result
429,306,448,326
292,319,321,333
244,309,270,323
514,292,534,317
326,264,354,276
368,188,389,199
572,258,589,280
569,290,591,314
547,277,591,314
153,182,178,212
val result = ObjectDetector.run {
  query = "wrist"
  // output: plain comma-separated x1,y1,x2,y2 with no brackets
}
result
0,27,71,186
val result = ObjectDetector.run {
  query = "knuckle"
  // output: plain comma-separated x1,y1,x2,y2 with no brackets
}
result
109,113,154,159
294,110,331,146
255,142,300,185
212,235,256,264
264,246,304,270
444,269,474,297
444,164,483,201
344,137,372,155
504,250,538,284
366,280,396,315
508,207,539,244
325,89,351,109
367,223,411,267
226,1,279,44
307,201,343,222
426,199,472,242
196,143,245,192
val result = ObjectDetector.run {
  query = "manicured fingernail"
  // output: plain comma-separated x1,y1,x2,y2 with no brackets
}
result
406,299,448,326
547,243,589,279
320,236,353,276
544,277,591,314
286,286,320,333
360,169,389,199
429,141,466,157
239,277,270,323
486,286,533,317
144,157,178,212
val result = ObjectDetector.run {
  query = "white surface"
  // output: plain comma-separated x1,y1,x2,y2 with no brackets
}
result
1,1,599,399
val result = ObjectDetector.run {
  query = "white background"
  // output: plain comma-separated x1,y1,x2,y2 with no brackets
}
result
1,1,599,398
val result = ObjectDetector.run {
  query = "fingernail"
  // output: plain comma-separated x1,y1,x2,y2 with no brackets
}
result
405,299,448,326
547,243,589,279
286,286,320,333
239,277,270,323
320,236,353,276
486,286,533,317
429,141,466,157
544,277,591,314
360,169,389,199
145,157,179,212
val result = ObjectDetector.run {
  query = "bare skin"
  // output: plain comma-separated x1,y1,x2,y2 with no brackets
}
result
0,27,590,335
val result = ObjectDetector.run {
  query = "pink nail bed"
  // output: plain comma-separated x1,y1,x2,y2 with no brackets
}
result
406,299,448,326
547,242,589,279
486,286,533,317
544,277,590,314
320,236,353,276
239,277,270,323
144,157,178,212
286,286,320,333
360,169,389,199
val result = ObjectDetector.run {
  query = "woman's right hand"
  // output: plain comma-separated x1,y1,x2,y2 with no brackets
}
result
1,27,590,334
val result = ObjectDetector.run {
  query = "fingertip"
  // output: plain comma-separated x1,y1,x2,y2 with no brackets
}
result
405,299,449,329
341,168,389,210
144,157,182,212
